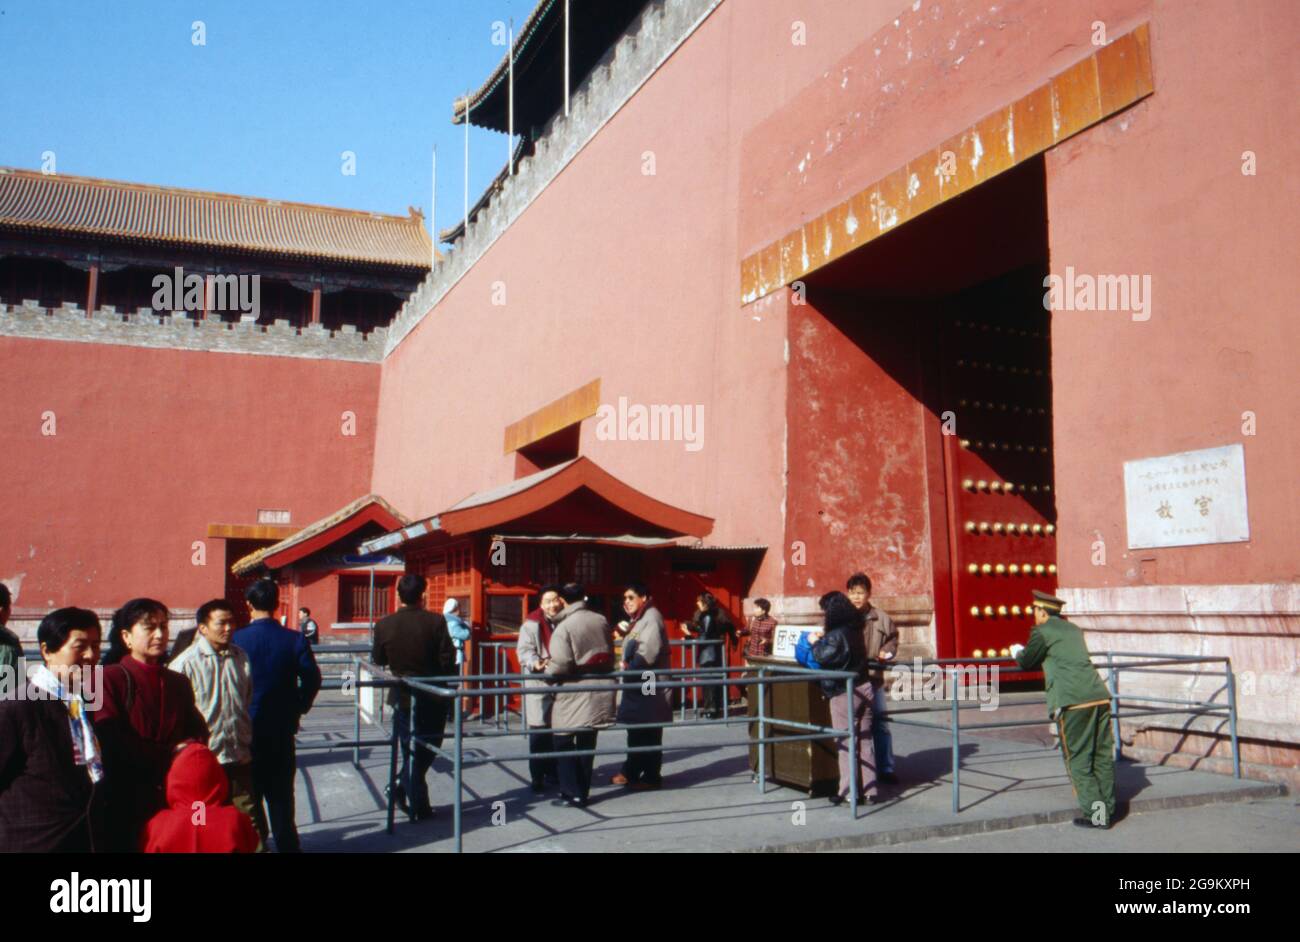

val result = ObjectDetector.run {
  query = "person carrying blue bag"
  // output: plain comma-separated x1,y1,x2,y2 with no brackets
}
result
796,592,878,805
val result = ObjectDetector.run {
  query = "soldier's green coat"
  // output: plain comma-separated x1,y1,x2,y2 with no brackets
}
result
1015,614,1118,822
1013,615,1111,714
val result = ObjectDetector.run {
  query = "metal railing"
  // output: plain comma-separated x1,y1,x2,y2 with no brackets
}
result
349,649,1238,849
360,661,861,852
17,638,1238,843
473,637,729,729
876,651,1240,813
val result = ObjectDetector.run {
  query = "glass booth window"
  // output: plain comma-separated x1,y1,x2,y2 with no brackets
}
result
487,594,526,633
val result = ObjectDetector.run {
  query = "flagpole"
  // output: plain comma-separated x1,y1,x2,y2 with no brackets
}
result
564,0,570,117
508,19,515,175
436,144,441,266
463,89,470,236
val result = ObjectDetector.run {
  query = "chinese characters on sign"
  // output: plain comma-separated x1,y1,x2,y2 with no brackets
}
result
771,625,814,660
1123,444,1250,549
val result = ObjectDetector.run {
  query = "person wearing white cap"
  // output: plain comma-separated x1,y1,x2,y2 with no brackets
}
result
442,598,471,666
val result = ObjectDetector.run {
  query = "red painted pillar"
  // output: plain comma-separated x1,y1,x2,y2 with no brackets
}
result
85,262,99,317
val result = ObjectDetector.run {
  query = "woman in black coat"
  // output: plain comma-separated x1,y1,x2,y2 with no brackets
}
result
808,591,877,805
0,607,106,852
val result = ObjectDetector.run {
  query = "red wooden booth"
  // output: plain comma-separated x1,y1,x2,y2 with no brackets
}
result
229,495,408,639
357,457,764,716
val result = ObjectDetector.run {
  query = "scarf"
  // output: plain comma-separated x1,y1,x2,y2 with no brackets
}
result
27,663,104,783
625,599,649,630
527,607,554,655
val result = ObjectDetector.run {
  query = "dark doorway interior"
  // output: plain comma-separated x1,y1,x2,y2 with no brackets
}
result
800,156,1055,663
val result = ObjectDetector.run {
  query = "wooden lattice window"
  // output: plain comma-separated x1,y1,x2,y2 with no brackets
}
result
503,543,527,585
573,549,603,585
534,546,561,586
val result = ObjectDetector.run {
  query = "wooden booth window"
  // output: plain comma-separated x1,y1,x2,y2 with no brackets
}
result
339,577,393,622
487,594,528,633
498,542,527,586
534,546,561,586
573,549,603,585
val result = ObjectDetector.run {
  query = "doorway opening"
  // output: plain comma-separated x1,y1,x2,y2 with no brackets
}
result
793,155,1056,664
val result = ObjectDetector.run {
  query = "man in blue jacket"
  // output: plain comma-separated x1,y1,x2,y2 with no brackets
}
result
233,579,321,852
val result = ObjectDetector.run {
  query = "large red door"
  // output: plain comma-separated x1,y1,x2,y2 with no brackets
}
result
938,268,1057,666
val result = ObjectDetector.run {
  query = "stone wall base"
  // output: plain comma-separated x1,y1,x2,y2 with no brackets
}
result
1120,723,1299,792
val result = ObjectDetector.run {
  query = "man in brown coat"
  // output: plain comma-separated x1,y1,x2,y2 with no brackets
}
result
847,572,900,784
544,582,616,808
372,573,456,820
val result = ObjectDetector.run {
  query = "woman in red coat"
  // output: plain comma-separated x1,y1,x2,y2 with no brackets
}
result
142,743,258,853
95,598,208,852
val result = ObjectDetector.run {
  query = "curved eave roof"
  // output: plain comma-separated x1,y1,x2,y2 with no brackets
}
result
231,495,409,575
0,167,433,270
359,457,714,554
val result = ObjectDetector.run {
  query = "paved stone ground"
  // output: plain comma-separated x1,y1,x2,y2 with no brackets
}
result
855,795,1298,852
290,690,1290,853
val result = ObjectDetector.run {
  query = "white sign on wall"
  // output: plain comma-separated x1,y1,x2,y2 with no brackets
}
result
771,625,815,660
1123,444,1250,549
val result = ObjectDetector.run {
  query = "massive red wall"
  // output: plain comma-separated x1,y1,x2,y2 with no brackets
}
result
1046,0,1300,588
374,0,1296,607
371,1,891,600
0,338,379,612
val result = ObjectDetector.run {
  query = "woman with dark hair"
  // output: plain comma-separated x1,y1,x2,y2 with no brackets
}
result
806,591,877,806
0,607,104,851
684,591,736,719
95,597,208,851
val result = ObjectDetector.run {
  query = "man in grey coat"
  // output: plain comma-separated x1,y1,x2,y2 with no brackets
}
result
544,583,615,808
516,584,564,791
611,582,672,789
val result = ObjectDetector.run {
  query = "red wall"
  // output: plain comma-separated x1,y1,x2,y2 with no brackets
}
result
0,338,379,612
785,291,934,599
370,1,909,601
1045,0,1300,588
374,0,1297,604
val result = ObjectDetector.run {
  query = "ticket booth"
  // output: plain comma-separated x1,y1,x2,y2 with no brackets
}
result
746,627,839,796
230,495,408,640
358,457,765,717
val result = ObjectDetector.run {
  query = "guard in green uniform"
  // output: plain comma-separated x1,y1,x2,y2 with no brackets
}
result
1010,590,1119,829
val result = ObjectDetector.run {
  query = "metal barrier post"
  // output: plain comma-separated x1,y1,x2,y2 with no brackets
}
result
406,688,418,822
492,646,500,730
454,682,464,852
691,643,698,716
352,655,361,770
756,667,766,794
1225,659,1241,779
721,648,730,721
1107,652,1121,762
950,668,960,814
847,675,858,818
386,705,399,835
504,645,512,732
678,642,687,722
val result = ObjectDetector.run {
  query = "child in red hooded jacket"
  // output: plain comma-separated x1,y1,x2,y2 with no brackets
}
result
141,742,259,853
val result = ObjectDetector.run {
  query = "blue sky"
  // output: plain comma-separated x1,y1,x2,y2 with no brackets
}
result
0,0,538,243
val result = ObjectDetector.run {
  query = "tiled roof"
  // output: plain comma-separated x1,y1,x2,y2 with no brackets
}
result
0,167,433,269
452,0,559,125
358,456,714,554
231,495,409,575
